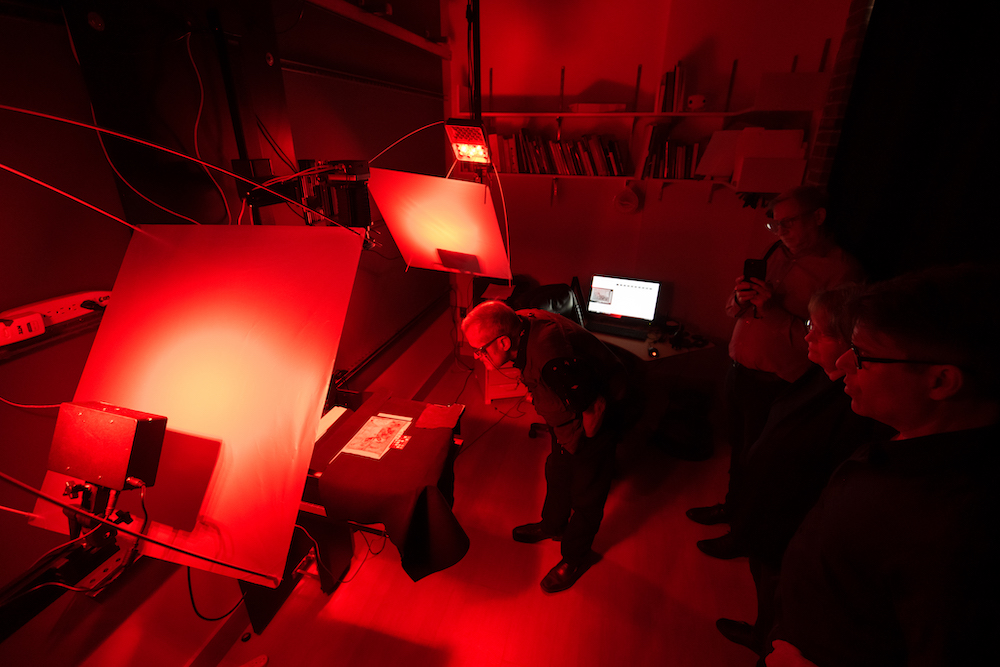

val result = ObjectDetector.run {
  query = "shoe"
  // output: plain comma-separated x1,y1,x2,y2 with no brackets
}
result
716,618,763,654
686,503,729,525
540,558,585,593
512,522,562,543
696,533,746,560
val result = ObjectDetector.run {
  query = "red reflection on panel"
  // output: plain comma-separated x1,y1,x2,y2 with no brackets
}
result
368,168,512,280
68,225,363,586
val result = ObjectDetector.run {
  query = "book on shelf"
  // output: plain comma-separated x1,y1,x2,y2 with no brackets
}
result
606,137,630,177
632,124,654,179
547,140,568,175
633,123,705,180
585,135,610,176
506,136,519,173
577,140,596,175
657,70,677,113
487,130,631,178
535,137,555,174
561,142,580,175
519,133,534,174
488,134,504,173
646,124,669,178
672,61,686,112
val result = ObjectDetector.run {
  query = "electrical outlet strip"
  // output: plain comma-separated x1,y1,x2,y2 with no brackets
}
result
0,291,111,347
1,313,45,346
0,290,111,328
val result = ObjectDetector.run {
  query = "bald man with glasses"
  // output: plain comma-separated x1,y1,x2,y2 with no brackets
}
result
462,300,632,592
766,264,999,667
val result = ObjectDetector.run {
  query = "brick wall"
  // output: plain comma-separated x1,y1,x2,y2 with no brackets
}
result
805,0,874,186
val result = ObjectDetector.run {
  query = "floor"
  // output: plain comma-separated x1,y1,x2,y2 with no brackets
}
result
216,356,758,667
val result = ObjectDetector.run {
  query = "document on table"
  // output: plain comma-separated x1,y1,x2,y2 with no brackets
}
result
338,413,412,460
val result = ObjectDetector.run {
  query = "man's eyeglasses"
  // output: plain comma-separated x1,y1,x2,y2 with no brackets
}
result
848,343,947,371
766,210,816,233
474,334,505,358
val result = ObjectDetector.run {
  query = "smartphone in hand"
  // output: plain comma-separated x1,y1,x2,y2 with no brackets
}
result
743,258,767,283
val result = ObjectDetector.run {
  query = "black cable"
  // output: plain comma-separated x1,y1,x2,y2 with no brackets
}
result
293,524,336,580
466,0,475,117
456,393,528,457
274,0,308,34
255,115,297,171
0,470,279,583
186,567,245,621
337,527,388,584
453,367,474,404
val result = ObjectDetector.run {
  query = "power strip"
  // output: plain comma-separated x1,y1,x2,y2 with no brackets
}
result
1,313,45,346
1,291,111,347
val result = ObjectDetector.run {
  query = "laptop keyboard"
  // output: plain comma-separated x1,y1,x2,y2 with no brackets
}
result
586,319,650,340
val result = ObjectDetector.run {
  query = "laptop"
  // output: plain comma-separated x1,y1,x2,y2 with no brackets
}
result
583,274,660,340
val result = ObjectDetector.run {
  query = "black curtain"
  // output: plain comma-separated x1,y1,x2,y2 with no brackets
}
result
829,3,1000,280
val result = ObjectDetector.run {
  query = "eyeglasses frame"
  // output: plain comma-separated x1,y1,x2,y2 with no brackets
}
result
848,343,948,371
766,208,818,233
473,333,506,359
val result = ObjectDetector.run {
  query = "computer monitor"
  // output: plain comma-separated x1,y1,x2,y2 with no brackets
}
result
587,274,660,322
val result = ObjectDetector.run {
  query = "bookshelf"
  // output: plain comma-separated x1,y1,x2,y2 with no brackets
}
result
483,108,810,190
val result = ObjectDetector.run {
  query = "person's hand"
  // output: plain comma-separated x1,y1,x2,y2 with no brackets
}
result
734,275,757,305
765,640,818,667
744,277,773,309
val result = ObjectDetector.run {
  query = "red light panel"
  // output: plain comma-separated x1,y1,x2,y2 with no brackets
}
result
63,225,363,586
367,168,511,280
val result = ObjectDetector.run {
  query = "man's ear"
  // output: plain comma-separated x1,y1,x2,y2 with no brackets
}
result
928,364,964,400
497,335,511,352
813,207,827,226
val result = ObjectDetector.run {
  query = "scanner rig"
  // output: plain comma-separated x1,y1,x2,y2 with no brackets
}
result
0,402,166,643
233,158,372,229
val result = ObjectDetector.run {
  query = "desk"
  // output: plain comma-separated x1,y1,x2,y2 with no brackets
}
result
593,330,713,361
594,329,724,462
305,391,469,582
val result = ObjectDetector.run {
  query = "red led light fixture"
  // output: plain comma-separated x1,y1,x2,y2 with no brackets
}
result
445,119,490,164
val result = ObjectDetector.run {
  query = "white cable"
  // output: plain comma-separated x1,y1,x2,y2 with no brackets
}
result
368,120,445,164
187,33,233,225
61,12,203,225
489,163,512,285
1,504,42,520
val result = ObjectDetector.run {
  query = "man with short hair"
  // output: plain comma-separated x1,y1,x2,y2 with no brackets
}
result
462,300,631,592
688,186,862,558
766,264,999,667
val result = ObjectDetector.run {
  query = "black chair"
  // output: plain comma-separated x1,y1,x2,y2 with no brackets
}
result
507,280,586,327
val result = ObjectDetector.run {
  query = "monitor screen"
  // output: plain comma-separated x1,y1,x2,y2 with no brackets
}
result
587,275,660,321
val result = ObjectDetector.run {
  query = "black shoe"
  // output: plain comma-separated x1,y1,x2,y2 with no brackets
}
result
540,558,585,593
697,533,745,560
716,618,763,654
686,503,729,525
513,522,562,543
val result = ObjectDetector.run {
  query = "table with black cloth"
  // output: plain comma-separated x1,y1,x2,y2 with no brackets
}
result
303,390,469,583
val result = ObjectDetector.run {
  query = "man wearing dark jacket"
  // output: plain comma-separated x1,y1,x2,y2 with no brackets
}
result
462,300,631,593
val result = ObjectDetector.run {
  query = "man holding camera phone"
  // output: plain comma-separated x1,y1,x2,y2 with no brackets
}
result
688,186,863,559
